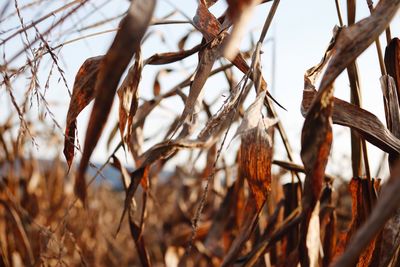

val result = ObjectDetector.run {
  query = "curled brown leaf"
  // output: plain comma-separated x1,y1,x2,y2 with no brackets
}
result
75,0,155,204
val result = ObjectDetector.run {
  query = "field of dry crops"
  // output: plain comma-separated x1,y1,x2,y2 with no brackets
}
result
1,0,400,266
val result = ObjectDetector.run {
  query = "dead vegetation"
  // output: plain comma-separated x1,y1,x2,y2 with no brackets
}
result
1,0,400,266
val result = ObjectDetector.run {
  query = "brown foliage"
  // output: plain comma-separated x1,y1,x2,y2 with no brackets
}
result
2,0,400,266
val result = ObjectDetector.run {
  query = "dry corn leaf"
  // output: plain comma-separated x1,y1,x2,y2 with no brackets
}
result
203,184,238,258
380,42,400,266
117,52,142,144
63,56,102,169
236,91,276,209
75,0,155,203
298,29,339,264
175,35,225,133
144,44,203,65
193,2,221,42
380,75,400,167
128,192,151,267
201,0,219,8
319,0,400,92
333,178,380,267
224,0,263,60
178,30,196,51
300,82,334,266
198,82,252,142
384,38,400,100
302,89,400,155
221,197,259,267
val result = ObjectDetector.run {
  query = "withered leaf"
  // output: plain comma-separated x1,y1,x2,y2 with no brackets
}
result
302,89,400,155
63,56,102,169
301,85,333,210
75,0,155,204
203,183,237,258
178,30,196,51
174,34,225,133
116,166,148,236
224,0,263,60
300,41,335,264
299,83,333,266
144,44,203,65
194,0,283,111
198,79,252,142
116,166,151,267
110,155,131,190
221,197,260,267
138,139,205,168
333,177,380,267
117,51,142,144
319,0,400,92
273,160,335,182
380,75,400,166
384,38,400,100
236,91,276,210
201,0,219,8
193,2,221,42
152,68,172,97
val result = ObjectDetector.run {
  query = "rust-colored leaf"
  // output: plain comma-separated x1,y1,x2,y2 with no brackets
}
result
75,0,155,204
301,36,336,208
221,196,259,267
193,2,221,42
333,163,400,266
298,29,339,264
299,83,333,266
63,56,102,169
335,178,380,266
236,91,275,210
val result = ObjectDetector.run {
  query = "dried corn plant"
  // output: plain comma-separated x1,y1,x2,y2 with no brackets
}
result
1,0,400,266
